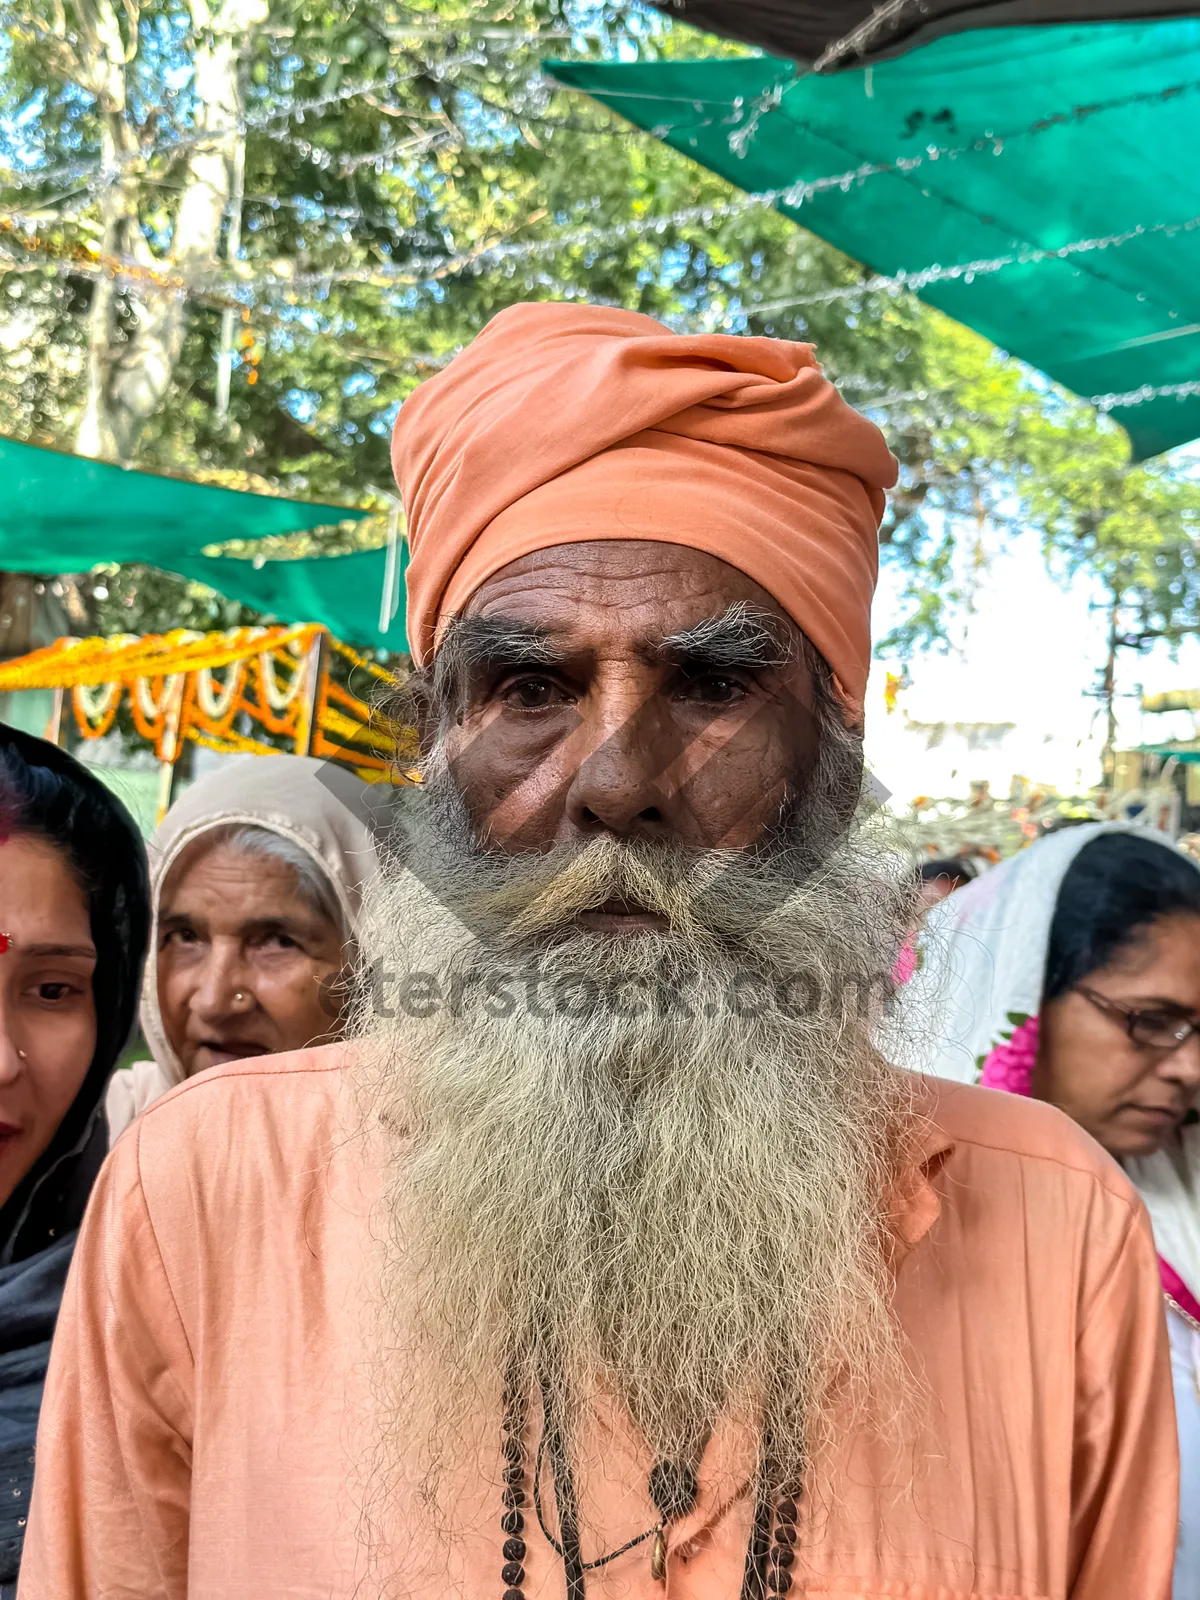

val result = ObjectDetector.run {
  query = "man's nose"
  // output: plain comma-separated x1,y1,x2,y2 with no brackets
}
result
560,691,682,841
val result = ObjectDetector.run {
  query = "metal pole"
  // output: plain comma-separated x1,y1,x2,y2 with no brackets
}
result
378,500,403,635
45,686,66,746
297,631,328,757
155,673,187,825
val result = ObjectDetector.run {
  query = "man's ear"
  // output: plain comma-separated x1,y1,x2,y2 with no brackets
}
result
415,699,439,761
393,670,440,762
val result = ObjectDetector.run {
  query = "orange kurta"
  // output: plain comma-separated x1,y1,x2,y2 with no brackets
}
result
19,1046,1178,1599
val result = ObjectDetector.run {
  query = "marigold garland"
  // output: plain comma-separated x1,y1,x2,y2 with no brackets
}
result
0,624,413,781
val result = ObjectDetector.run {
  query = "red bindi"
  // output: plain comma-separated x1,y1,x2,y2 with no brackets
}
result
0,933,9,954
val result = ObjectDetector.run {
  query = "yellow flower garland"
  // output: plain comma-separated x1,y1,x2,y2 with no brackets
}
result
1,625,412,780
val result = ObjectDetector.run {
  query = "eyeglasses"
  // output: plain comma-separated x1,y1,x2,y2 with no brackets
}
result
1076,984,1200,1053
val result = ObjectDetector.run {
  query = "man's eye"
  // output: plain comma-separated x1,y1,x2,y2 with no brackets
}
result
677,674,747,705
503,677,567,709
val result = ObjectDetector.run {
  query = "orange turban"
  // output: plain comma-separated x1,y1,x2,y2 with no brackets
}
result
392,302,898,718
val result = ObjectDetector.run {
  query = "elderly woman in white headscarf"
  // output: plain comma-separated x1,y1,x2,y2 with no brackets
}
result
900,821,1200,1599
106,755,388,1142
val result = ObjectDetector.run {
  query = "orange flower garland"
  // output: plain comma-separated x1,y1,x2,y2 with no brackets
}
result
0,625,413,782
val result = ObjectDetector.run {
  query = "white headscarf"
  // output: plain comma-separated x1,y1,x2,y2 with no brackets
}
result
898,820,1200,1300
107,754,391,1140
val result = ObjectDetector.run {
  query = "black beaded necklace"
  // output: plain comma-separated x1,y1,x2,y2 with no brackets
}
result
498,1381,800,1600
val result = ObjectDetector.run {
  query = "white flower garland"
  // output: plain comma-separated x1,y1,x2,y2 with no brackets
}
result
195,660,243,719
258,649,306,711
135,674,181,720
74,680,119,721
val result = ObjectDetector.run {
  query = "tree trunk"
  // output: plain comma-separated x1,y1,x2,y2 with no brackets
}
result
74,0,268,461
1100,587,1120,788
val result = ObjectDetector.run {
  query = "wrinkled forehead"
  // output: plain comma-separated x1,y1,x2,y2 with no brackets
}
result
448,538,803,658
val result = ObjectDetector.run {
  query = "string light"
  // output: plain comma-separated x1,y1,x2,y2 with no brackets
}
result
813,0,926,73
7,191,1197,376
11,52,1198,315
1092,380,1200,412
0,189,772,299
761,77,1200,212
4,34,1198,437
274,194,776,292
9,214,1190,426
574,72,1200,199
14,32,1192,218
0,72,406,194
263,123,453,177
737,209,1200,314
0,227,451,371
3,18,642,201
0,47,491,196
836,379,1200,419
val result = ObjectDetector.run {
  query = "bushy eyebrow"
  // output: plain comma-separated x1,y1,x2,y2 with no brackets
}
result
427,604,794,704
654,603,795,671
434,615,566,686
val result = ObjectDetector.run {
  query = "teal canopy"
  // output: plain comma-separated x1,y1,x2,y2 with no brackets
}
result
0,434,408,651
175,542,409,651
549,20,1200,459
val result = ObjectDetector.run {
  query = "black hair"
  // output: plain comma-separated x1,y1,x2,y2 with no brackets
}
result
1043,832,1200,1004
920,857,975,887
0,728,150,1263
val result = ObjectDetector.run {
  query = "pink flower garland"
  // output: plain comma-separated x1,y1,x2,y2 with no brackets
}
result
979,1014,1040,1097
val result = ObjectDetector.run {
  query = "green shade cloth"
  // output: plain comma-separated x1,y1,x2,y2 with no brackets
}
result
174,542,409,652
0,434,409,651
549,19,1200,459
2,435,365,555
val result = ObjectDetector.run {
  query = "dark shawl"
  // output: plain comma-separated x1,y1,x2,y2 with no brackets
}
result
0,728,149,1592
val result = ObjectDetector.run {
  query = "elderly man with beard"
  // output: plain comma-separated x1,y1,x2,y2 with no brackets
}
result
21,305,1176,1600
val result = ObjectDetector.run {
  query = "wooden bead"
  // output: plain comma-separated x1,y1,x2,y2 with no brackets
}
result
502,1587,525,1600
773,1522,796,1546
768,1575,792,1597
502,1486,526,1509
501,1562,526,1586
776,1497,797,1525
502,1436,523,1465
503,1463,525,1487
500,1510,524,1536
502,1538,526,1563
769,1548,794,1571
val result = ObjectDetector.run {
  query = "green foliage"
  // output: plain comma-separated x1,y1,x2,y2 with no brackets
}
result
876,315,1200,657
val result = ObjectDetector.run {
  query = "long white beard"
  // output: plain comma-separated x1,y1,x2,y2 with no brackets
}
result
353,781,918,1519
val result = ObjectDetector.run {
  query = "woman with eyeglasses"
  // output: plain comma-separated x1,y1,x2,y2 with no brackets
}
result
902,823,1200,1599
